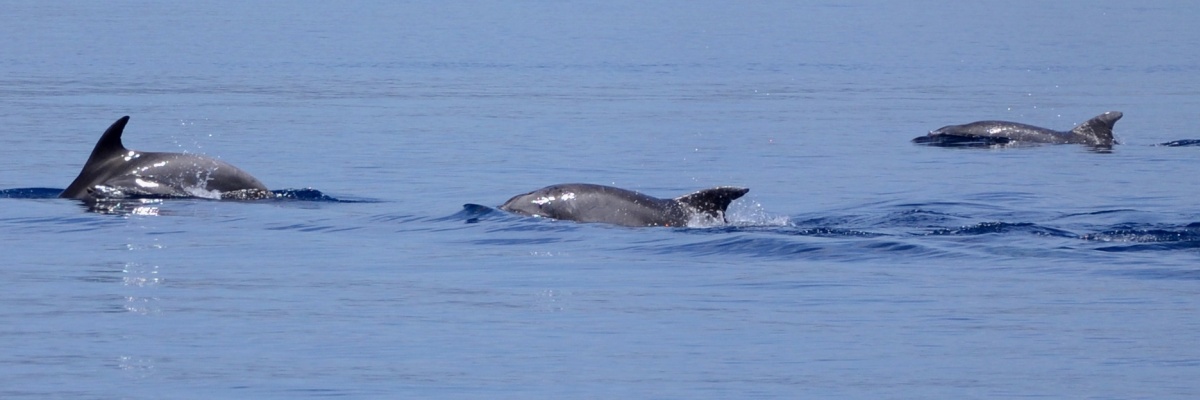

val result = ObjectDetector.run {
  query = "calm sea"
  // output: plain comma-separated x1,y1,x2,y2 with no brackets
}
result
2,2,1199,398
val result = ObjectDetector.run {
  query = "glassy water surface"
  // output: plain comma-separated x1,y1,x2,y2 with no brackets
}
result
2,2,1199,398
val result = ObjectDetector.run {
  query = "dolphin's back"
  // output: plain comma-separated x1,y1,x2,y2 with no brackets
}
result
533,183,685,226
60,116,268,199
122,152,267,193
913,111,1122,148
934,121,1070,143
500,183,748,227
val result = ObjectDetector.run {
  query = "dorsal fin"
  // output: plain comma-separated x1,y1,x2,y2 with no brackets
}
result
89,116,130,160
1069,111,1122,147
674,186,749,221
59,116,132,199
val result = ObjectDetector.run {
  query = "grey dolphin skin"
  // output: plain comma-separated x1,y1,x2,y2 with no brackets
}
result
499,183,749,227
912,111,1122,148
60,116,270,200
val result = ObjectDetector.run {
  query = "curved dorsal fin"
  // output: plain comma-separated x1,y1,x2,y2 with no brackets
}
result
59,116,132,198
89,116,130,159
1070,111,1122,147
675,186,750,221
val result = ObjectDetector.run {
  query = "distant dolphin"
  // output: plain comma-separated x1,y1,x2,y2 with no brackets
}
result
1157,139,1200,147
912,111,1122,148
60,116,271,200
499,183,749,227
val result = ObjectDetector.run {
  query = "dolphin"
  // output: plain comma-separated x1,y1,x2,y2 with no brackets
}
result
912,111,1122,148
1158,139,1200,147
60,116,271,200
499,183,749,227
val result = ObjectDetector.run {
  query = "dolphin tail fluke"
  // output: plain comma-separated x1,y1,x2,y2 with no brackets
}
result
1070,111,1122,147
675,186,749,222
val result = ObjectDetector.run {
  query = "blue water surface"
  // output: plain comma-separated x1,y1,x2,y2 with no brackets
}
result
3,2,1200,399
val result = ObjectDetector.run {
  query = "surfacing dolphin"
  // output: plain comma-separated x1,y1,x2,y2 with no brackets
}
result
499,183,749,227
912,111,1122,149
60,116,271,200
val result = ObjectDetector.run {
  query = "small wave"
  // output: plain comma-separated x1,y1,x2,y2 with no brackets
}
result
0,188,63,199
1083,228,1200,243
2,186,364,216
699,225,883,238
1094,242,1200,252
922,221,1077,238
646,233,945,261
431,204,502,224
657,236,824,258
1059,209,1141,218
264,223,360,233
1082,223,1200,252
1100,267,1200,280
270,188,373,203
370,213,426,224
878,207,976,228
1,187,363,203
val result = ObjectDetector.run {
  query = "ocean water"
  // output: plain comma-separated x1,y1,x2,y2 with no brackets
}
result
3,2,1200,398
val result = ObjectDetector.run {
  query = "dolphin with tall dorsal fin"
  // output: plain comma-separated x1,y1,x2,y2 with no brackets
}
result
60,116,270,200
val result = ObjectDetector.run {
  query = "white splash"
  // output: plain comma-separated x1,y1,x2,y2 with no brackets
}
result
685,213,727,228
724,199,792,227
183,186,222,199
